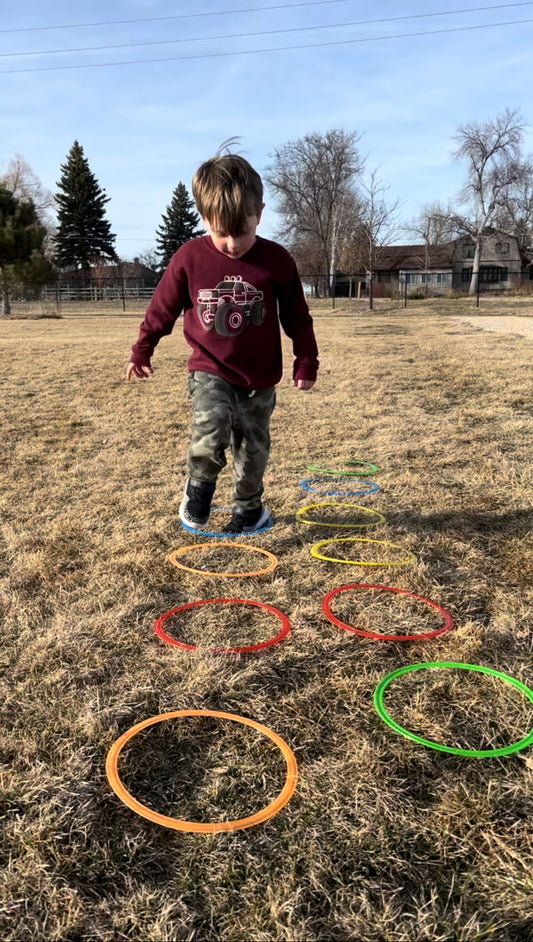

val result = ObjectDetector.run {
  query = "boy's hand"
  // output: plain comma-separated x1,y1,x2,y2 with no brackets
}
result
295,378,315,391
127,362,153,380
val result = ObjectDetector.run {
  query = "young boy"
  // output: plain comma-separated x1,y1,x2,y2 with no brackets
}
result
127,151,319,534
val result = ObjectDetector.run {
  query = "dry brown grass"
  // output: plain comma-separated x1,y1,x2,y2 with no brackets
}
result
1,298,532,941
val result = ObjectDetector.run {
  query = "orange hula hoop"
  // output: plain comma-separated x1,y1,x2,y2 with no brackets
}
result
106,709,298,832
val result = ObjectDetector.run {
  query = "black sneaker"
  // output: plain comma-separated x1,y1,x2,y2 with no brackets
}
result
223,505,272,534
179,478,216,529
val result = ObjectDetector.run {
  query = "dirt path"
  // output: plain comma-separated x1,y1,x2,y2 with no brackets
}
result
459,314,533,339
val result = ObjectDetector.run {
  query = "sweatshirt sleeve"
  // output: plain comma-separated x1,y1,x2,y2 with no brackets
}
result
277,257,319,383
129,251,191,367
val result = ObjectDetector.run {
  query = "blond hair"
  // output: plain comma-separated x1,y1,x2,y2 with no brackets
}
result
192,153,263,236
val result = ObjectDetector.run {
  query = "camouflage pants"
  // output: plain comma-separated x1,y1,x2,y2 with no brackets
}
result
186,371,276,512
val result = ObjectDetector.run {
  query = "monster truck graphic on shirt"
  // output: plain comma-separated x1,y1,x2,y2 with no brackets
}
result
196,275,267,335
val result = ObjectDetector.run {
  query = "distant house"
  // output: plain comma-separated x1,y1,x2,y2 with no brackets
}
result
115,258,159,294
369,241,456,297
336,230,524,297
55,257,158,300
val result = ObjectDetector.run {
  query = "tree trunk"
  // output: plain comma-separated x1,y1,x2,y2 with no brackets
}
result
329,240,337,298
469,239,482,296
1,275,11,316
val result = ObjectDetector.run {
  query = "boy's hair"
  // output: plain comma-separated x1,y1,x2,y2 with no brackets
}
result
192,153,263,236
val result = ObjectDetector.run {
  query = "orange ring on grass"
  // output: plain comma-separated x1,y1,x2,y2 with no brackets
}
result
106,709,298,832
167,542,278,578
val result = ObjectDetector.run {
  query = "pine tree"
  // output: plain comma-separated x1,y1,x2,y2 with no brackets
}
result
54,141,118,270
0,184,52,316
155,182,203,270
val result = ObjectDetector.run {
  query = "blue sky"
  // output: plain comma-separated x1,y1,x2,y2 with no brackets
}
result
2,0,533,260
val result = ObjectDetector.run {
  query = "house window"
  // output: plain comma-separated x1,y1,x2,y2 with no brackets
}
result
462,268,472,282
495,242,510,254
436,272,449,283
479,267,506,283
463,243,475,258
421,273,433,283
405,273,416,284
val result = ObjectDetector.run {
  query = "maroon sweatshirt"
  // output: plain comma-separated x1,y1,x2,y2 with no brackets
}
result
130,235,319,389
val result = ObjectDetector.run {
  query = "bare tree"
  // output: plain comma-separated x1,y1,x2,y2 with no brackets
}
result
265,129,364,295
137,247,160,273
358,168,400,309
337,236,366,298
406,201,456,249
403,202,457,294
1,154,54,225
495,159,533,266
288,236,327,298
452,108,525,295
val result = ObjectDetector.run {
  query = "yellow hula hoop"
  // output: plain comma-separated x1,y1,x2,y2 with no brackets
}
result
106,709,298,832
296,501,386,528
310,536,417,567
167,541,278,578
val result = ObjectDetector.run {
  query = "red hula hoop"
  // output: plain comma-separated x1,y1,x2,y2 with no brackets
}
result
322,583,454,642
154,598,291,655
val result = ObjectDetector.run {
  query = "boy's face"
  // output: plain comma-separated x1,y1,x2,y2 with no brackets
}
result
203,208,264,259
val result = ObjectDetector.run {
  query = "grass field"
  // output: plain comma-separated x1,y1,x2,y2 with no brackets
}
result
1,298,532,941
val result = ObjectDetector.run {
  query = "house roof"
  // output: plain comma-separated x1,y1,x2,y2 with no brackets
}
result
58,258,157,281
374,242,457,271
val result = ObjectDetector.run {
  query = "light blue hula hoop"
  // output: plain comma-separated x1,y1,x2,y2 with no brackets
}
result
299,477,381,497
181,509,274,539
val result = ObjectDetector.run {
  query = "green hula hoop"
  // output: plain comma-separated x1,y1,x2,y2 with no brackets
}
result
307,459,380,477
296,502,387,529
310,536,416,567
374,661,533,757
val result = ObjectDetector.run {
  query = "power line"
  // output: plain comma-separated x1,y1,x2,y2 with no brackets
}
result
1,17,532,73
0,1,373,34
2,3,532,59
1,0,531,35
